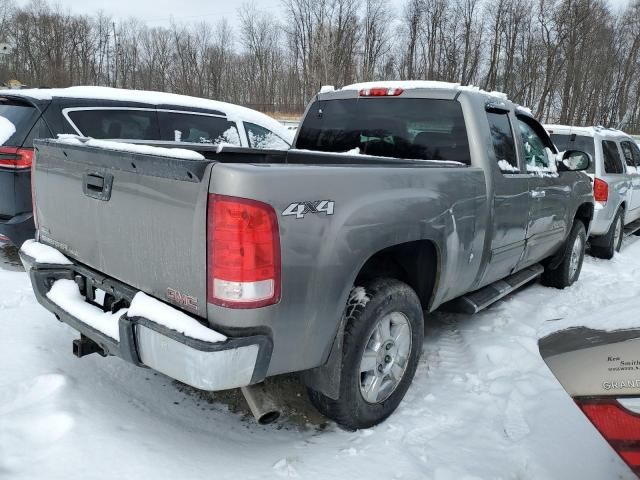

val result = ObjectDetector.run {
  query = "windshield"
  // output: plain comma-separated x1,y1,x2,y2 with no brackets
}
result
550,133,596,173
296,98,470,164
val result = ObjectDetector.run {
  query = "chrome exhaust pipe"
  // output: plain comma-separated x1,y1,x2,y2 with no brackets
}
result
241,383,281,425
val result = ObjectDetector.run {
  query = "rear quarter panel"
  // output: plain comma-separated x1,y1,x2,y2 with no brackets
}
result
593,171,629,235
208,162,487,375
592,136,631,235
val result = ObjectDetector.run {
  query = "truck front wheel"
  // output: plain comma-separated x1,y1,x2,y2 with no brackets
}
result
541,220,587,289
308,278,424,430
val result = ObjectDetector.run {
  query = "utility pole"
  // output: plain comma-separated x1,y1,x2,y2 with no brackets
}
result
113,22,118,88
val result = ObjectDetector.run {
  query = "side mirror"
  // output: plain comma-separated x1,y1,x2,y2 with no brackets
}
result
558,150,590,172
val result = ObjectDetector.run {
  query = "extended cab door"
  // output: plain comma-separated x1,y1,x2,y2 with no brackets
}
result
479,108,531,286
516,115,570,267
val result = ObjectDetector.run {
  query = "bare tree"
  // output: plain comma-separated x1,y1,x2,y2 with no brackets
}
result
360,0,391,81
0,0,640,131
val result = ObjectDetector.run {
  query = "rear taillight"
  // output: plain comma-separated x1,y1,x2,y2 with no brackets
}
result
577,399,640,475
0,147,33,169
594,178,609,203
359,87,404,97
207,194,281,308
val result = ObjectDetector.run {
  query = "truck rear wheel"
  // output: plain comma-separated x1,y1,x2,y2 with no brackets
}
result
541,220,586,289
307,278,424,430
590,208,624,259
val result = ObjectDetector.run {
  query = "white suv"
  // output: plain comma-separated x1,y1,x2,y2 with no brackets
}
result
546,125,640,259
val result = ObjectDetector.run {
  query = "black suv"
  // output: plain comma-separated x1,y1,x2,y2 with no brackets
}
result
0,86,292,246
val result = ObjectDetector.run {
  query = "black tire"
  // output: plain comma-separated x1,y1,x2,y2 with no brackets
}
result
307,278,424,430
590,208,624,259
541,220,587,289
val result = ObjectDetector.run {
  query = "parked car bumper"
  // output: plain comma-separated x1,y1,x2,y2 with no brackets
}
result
0,167,35,246
0,211,35,246
19,242,272,391
590,202,618,237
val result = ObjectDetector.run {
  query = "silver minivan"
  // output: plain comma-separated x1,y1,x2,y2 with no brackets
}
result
546,125,640,259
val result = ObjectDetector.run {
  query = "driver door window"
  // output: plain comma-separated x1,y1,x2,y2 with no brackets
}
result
516,118,554,173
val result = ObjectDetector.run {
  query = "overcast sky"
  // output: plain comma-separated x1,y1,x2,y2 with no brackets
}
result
14,0,632,27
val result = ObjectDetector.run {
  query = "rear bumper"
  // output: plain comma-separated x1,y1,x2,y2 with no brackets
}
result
0,212,34,246
20,244,272,391
590,202,617,237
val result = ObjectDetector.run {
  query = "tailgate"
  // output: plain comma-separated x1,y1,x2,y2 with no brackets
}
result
33,139,213,318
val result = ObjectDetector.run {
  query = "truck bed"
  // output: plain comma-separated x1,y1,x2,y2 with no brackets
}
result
32,138,485,374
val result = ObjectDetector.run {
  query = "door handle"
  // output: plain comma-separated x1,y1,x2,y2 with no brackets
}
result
83,172,113,201
531,190,546,198
85,174,105,192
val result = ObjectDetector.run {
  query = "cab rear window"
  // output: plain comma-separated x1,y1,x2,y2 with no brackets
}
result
296,98,471,164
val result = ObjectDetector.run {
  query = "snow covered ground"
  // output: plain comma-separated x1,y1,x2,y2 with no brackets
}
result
1,239,640,480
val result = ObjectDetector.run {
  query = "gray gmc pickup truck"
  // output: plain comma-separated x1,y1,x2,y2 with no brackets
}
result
20,82,594,429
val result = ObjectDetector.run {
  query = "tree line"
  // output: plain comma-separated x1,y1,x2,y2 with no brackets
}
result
1,0,639,132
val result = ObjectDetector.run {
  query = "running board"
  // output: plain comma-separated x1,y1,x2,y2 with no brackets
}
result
624,218,640,236
443,264,544,315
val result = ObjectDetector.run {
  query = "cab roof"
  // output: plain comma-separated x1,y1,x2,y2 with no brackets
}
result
320,80,531,114
340,80,508,100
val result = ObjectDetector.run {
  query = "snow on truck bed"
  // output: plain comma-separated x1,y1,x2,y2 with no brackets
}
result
3,239,640,478
55,135,206,160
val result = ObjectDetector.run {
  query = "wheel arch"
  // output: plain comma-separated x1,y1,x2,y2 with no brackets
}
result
302,239,440,400
354,239,440,311
575,202,595,234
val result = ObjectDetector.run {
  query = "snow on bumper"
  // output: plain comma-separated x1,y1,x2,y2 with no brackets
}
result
20,242,271,391
21,239,73,266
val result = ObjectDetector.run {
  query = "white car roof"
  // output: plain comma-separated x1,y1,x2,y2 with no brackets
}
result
544,124,631,140
0,86,292,142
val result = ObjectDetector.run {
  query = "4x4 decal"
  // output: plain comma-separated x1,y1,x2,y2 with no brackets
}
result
283,200,335,219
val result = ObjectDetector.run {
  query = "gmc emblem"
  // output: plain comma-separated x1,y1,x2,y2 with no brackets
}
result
166,288,198,311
